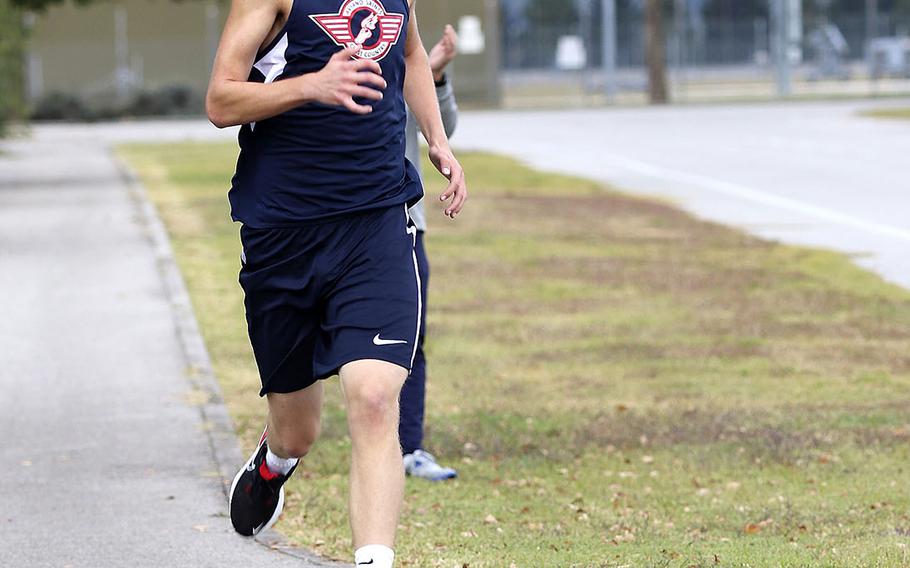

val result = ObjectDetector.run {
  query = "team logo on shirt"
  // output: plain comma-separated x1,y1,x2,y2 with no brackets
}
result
311,0,405,62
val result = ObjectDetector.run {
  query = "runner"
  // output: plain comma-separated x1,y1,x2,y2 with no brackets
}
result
400,23,459,482
205,0,467,565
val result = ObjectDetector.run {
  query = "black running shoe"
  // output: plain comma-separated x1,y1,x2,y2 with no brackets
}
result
229,429,296,536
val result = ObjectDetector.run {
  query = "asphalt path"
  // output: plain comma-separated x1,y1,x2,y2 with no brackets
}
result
454,99,910,289
0,126,338,567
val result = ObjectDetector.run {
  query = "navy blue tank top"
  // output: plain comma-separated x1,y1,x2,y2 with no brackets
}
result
229,0,423,227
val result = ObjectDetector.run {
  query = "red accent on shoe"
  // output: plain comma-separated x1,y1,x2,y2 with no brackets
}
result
259,461,280,481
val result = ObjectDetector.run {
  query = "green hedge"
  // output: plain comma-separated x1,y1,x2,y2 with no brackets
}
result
0,0,25,136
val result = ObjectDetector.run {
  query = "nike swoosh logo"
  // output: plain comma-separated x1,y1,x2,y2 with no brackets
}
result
357,561,374,566
373,333,407,346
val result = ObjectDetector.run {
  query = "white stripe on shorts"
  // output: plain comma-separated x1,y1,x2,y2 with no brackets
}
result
404,204,422,370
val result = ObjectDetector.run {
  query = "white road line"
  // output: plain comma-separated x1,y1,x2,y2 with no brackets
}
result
604,153,910,243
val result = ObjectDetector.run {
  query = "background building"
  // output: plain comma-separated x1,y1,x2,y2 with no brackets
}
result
23,0,502,116
20,0,910,116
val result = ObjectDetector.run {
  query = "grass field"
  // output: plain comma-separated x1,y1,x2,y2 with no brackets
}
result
862,107,910,120
118,143,910,567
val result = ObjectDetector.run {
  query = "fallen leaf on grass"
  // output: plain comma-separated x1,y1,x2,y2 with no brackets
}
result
484,514,498,525
745,518,774,535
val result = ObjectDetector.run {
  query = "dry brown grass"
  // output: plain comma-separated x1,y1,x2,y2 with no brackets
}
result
120,143,910,567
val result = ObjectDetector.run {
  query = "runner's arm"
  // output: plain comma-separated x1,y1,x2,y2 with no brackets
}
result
429,24,459,138
403,1,467,217
437,78,458,139
206,0,387,127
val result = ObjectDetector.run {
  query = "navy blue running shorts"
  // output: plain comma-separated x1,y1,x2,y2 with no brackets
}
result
238,205,421,396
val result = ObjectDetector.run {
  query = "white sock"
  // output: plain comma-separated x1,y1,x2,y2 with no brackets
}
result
354,544,394,568
265,445,299,476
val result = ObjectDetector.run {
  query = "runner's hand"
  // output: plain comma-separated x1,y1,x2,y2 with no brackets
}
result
429,144,467,218
311,47,387,114
429,25,458,81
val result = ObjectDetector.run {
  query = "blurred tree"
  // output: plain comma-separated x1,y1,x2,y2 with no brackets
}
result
0,0,26,135
0,0,206,135
1,0,86,135
645,0,669,102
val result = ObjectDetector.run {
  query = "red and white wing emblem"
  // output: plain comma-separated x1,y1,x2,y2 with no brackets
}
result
377,14,404,44
310,0,405,61
311,15,355,44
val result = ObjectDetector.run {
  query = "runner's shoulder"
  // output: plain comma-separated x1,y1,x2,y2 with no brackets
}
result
230,0,285,20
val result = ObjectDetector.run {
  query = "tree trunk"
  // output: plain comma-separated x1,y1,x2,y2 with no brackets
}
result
645,0,669,104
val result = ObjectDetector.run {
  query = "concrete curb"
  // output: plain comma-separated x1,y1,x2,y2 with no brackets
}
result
114,150,349,568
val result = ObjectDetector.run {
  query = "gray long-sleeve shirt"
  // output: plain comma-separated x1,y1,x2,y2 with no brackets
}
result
405,79,459,232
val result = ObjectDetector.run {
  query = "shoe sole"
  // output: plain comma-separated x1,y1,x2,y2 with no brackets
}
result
405,469,458,481
411,473,458,481
229,426,284,537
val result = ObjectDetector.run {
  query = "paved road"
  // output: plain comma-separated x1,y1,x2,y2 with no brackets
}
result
455,99,910,289
0,127,335,567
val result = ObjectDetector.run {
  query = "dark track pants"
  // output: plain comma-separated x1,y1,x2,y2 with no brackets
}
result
399,231,428,455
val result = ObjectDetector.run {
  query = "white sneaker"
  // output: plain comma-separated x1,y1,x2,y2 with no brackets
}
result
403,449,457,481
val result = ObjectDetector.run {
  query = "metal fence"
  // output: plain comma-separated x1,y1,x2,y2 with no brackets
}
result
503,9,903,71
500,3,910,105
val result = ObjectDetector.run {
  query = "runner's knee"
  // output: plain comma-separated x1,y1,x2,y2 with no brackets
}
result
342,362,406,430
347,382,399,428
